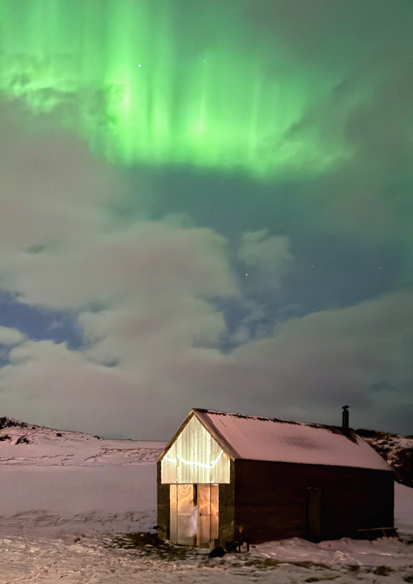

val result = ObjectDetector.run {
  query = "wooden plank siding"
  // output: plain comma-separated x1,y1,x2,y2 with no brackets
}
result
233,460,394,543
157,462,170,541
217,463,235,545
161,414,230,484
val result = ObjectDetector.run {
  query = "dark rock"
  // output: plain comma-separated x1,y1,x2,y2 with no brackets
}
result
126,531,163,547
209,546,226,558
0,417,27,430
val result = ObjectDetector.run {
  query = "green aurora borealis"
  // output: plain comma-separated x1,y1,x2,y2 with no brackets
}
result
0,0,339,177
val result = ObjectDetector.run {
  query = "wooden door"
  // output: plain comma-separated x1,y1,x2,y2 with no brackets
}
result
306,487,322,541
170,484,219,546
197,484,219,546
170,484,197,545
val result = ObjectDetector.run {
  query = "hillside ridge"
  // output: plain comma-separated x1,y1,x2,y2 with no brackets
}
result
357,428,413,488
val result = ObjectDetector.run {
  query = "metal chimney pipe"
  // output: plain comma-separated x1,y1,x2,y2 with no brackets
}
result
342,405,349,429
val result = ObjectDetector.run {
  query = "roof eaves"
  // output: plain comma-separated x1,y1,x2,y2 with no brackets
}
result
157,409,197,463
193,408,241,461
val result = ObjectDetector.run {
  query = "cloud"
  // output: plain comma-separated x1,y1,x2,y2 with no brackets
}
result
0,111,236,311
165,290,413,435
0,325,27,346
0,114,122,254
0,116,239,437
248,1,413,68
0,340,142,438
238,230,293,289
280,24,413,243
4,220,235,310
1,288,411,438
0,117,411,438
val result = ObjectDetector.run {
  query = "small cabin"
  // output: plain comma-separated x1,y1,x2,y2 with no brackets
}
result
157,409,394,546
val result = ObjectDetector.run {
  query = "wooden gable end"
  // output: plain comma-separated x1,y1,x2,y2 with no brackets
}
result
161,414,230,484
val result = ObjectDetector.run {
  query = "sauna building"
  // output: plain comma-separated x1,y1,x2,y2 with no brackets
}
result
157,408,394,546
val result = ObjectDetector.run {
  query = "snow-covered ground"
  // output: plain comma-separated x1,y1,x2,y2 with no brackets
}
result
0,421,412,583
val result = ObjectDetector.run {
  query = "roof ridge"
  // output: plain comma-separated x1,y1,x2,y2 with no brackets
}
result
195,408,338,430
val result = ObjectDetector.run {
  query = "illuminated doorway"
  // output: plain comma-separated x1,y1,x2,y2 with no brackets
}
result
170,484,219,546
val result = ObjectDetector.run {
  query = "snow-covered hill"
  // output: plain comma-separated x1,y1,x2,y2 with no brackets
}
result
357,428,413,487
0,417,412,584
0,416,165,466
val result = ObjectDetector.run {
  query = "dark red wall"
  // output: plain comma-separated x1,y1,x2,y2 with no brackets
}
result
233,460,394,543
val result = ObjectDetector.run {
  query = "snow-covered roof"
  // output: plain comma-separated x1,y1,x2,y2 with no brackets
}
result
193,409,392,472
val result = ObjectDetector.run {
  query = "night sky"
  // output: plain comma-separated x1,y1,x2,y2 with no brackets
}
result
0,0,412,439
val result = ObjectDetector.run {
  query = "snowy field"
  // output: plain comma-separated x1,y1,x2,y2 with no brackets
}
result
0,422,412,583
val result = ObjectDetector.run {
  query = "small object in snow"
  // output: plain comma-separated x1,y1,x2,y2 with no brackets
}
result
209,546,225,558
225,540,248,552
